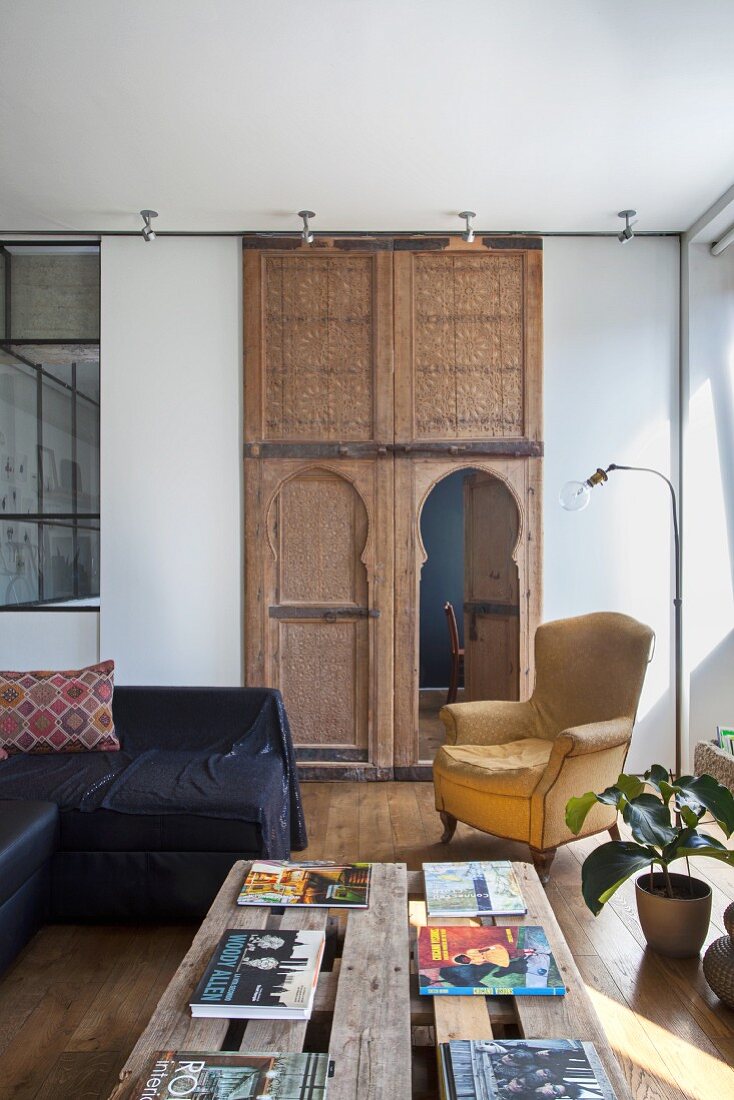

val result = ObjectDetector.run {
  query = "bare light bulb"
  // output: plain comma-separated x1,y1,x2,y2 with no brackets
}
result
559,480,592,512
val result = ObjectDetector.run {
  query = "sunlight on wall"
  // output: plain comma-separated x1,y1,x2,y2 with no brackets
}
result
686,377,734,672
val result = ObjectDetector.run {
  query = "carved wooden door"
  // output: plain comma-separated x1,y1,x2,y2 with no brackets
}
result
463,471,520,702
243,244,394,777
392,239,542,775
245,236,542,777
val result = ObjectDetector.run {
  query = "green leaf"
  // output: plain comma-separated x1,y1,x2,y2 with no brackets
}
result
581,841,659,915
566,785,627,835
674,775,734,836
615,773,644,802
644,765,676,804
622,793,677,848
680,804,700,829
565,791,601,835
645,764,670,791
671,831,734,866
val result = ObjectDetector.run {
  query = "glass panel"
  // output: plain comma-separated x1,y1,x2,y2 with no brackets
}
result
0,353,39,517
0,520,99,608
0,519,40,606
77,397,100,512
0,251,5,340
0,244,100,608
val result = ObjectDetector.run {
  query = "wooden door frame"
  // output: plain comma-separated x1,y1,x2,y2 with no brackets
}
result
393,455,542,778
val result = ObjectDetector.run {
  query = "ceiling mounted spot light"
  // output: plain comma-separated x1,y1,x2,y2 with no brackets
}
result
140,209,158,241
617,209,636,244
459,210,476,243
298,209,315,244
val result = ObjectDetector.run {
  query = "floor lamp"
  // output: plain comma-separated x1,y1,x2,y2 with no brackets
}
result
560,463,682,776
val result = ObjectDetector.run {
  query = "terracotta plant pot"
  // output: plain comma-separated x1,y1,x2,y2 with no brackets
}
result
635,871,712,958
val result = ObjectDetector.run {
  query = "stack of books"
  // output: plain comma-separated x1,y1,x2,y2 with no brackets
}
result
420,862,562,997
131,861,373,1098
717,725,734,755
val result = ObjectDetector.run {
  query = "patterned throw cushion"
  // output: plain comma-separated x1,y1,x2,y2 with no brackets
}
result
0,660,119,754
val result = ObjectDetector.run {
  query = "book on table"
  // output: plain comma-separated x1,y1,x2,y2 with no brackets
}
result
438,1039,617,1100
417,924,565,996
136,1050,332,1099
238,860,372,908
423,860,527,918
189,928,325,1019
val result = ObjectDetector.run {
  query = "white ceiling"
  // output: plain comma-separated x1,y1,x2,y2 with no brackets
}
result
2,0,734,234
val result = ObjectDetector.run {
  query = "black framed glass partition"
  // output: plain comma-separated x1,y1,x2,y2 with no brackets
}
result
0,242,100,609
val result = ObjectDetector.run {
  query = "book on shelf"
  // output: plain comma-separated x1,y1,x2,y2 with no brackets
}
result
438,1039,617,1100
717,726,734,755
423,860,527,918
417,924,565,996
189,928,325,1020
238,860,372,908
133,1050,332,1099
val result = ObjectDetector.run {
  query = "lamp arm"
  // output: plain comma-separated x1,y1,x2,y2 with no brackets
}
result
604,464,680,604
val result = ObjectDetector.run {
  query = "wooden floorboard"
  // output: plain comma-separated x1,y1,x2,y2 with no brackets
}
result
0,782,732,1099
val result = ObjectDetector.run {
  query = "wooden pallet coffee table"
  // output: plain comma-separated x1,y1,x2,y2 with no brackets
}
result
108,861,631,1100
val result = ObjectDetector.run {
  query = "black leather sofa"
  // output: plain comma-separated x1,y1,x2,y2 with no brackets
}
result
0,686,306,972
0,800,58,975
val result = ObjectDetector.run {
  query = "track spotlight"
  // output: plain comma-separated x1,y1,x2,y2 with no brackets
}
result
298,209,315,244
140,209,158,241
459,210,476,243
617,209,636,244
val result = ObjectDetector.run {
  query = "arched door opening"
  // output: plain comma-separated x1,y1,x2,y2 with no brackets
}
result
419,468,521,762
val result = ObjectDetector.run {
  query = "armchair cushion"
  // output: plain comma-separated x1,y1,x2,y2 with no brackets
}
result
439,700,539,747
434,737,553,797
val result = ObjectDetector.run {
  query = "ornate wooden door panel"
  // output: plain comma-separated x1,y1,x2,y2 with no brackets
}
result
244,247,393,451
244,456,394,774
394,241,542,448
463,472,521,703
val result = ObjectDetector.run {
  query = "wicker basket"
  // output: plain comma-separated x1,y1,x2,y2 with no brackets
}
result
693,741,734,793
703,903,734,1009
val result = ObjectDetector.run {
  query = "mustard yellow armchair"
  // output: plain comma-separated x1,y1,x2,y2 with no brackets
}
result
433,612,654,882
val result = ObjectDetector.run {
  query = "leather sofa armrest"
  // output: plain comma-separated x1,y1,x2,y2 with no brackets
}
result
439,700,538,747
552,717,633,759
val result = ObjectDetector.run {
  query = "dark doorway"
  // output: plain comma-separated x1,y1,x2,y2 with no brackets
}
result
418,467,520,762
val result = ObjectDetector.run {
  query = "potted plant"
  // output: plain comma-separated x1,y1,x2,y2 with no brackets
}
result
566,766,734,957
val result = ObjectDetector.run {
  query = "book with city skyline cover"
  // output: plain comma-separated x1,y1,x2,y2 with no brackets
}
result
238,861,372,908
439,1039,617,1100
417,924,565,996
189,927,325,1019
423,860,527,918
135,1050,332,1099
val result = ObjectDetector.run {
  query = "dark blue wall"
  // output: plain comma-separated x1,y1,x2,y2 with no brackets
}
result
419,470,466,688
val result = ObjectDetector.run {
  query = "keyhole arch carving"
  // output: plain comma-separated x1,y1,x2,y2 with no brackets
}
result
415,462,524,574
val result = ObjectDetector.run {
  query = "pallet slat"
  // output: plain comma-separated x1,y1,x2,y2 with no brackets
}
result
327,864,412,1099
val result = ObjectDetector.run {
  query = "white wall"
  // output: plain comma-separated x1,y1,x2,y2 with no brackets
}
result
2,235,681,771
100,237,242,684
543,238,680,771
0,611,99,668
685,242,734,749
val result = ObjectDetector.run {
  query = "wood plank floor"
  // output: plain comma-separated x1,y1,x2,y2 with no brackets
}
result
1,782,733,1100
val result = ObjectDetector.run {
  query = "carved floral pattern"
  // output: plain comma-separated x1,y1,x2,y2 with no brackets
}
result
264,256,374,440
413,254,525,438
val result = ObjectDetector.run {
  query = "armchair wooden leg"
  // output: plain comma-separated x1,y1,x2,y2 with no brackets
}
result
530,847,556,885
439,811,458,844
608,823,621,841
